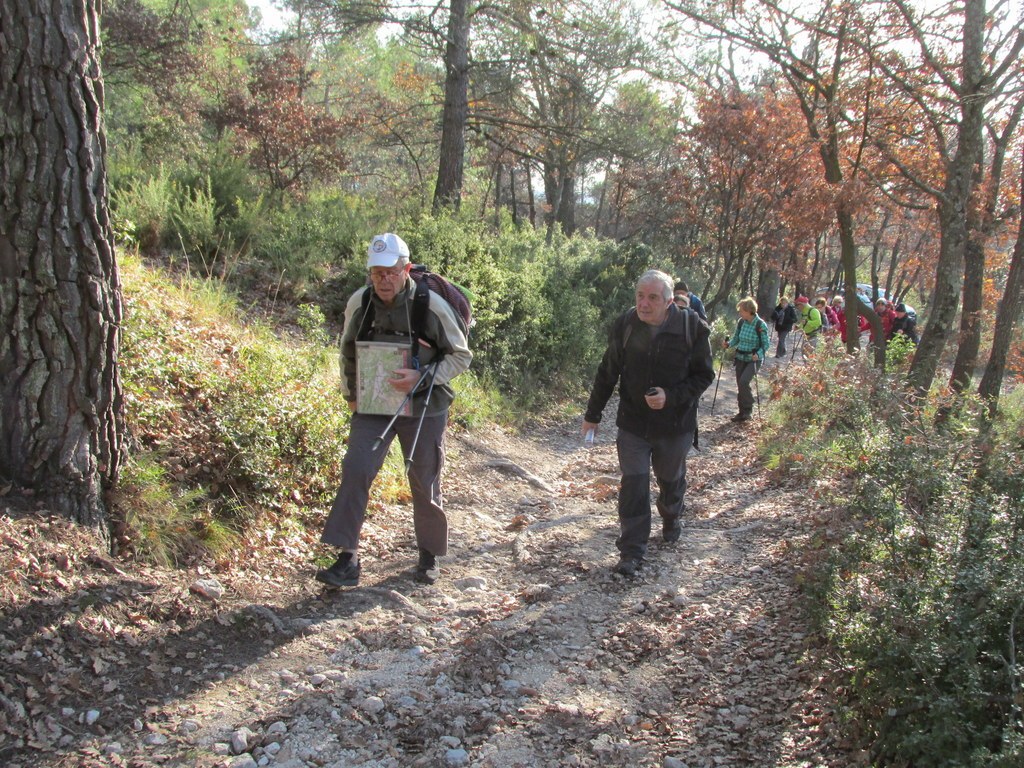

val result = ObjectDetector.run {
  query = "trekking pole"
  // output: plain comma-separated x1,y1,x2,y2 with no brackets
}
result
405,363,439,469
789,329,803,362
371,362,437,451
710,352,726,415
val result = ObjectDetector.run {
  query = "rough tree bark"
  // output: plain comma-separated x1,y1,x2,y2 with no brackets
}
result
0,0,125,527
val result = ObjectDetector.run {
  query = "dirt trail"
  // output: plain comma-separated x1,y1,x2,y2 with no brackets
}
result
2,361,855,768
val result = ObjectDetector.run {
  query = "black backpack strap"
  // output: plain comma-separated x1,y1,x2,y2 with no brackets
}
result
620,308,638,351
410,278,431,362
357,287,375,341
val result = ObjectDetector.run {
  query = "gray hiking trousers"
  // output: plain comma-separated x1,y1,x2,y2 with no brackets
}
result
321,411,449,556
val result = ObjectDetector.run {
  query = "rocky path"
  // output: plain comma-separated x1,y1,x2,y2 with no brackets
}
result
2,364,855,768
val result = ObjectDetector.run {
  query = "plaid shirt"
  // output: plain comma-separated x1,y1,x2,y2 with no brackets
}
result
728,317,770,362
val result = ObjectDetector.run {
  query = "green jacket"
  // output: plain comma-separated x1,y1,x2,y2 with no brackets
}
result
798,304,822,335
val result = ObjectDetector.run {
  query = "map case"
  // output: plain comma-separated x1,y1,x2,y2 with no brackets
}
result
355,341,412,416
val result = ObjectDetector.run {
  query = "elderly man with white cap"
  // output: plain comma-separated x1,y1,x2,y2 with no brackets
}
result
316,233,471,588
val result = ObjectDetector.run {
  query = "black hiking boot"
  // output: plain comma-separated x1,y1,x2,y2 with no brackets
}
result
414,549,440,585
613,556,642,577
731,412,752,423
315,552,360,588
662,517,682,544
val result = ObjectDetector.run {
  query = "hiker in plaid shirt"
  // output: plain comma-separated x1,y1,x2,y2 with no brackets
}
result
724,297,770,423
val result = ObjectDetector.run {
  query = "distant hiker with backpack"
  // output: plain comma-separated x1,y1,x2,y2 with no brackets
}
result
674,281,707,321
794,295,823,353
582,270,715,578
316,233,471,589
816,297,838,336
724,297,770,423
771,296,797,358
889,303,919,344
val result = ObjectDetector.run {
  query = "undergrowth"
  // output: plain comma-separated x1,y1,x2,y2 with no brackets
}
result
760,344,1024,766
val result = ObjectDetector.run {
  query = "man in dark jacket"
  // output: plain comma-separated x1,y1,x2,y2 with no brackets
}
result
889,303,919,344
582,270,715,576
771,296,798,358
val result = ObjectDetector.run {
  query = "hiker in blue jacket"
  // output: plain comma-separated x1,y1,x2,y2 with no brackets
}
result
583,270,715,577
675,280,707,321
724,297,770,423
316,233,471,589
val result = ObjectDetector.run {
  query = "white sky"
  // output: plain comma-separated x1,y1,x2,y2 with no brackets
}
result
249,0,294,33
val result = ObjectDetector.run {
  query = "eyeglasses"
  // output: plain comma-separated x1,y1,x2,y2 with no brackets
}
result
369,266,406,281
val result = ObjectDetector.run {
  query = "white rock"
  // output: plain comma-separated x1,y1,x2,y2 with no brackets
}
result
439,735,462,748
85,710,101,725
229,755,258,768
359,696,386,715
664,758,688,768
143,733,168,746
309,674,327,686
445,748,470,766
189,578,225,601
264,742,281,756
212,743,231,755
231,727,254,754
266,721,288,737
454,576,487,591
103,742,122,755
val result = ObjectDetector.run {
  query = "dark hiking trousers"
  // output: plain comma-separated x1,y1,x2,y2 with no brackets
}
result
734,358,761,417
615,427,693,560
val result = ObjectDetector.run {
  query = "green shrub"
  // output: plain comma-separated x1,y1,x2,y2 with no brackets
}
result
111,166,177,252
112,453,216,566
249,191,366,291
763,346,1024,765
172,175,228,273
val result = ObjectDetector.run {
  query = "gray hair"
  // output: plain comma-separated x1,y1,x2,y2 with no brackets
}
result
636,270,674,301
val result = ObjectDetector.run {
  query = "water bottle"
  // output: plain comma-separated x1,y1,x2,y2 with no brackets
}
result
584,428,595,447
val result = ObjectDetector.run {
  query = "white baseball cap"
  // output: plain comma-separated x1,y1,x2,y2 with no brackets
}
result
367,233,410,268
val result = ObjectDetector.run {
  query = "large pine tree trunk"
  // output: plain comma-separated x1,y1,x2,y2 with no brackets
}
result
0,0,125,527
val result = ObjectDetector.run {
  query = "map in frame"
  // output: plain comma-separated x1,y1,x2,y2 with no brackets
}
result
355,341,412,416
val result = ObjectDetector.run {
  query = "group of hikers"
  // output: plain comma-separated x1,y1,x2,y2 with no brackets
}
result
313,236,917,586
771,293,919,359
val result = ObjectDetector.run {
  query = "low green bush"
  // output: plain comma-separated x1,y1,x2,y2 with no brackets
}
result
762,347,1024,765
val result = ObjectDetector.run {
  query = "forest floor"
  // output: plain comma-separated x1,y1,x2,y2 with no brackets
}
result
1,362,863,768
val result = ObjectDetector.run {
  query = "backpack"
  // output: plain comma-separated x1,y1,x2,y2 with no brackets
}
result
358,265,473,362
818,306,831,330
